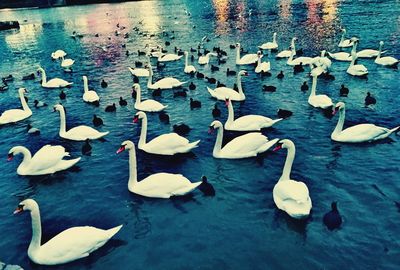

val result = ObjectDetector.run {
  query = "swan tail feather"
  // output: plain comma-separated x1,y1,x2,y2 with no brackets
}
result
107,225,123,238
272,118,284,125
258,138,280,153
187,140,200,150
389,126,400,134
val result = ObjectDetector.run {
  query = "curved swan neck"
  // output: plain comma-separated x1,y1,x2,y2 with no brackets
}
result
135,86,141,106
213,126,223,156
57,108,67,134
28,206,42,252
237,74,244,95
128,147,138,190
333,108,345,135
288,47,295,63
377,43,383,59
291,38,296,51
310,76,317,96
339,31,345,44
226,101,234,124
14,146,32,166
19,91,31,112
280,144,295,181
147,58,153,88
138,116,147,147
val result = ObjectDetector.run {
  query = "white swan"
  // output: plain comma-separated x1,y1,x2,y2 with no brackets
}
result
8,145,80,176
184,51,196,73
82,76,100,103
209,120,278,159
158,53,182,62
259,32,278,50
60,56,74,69
338,28,354,48
273,139,312,219
134,111,200,155
347,49,368,77
328,38,357,61
128,66,150,77
308,73,333,109
311,50,332,69
147,57,186,89
0,88,32,125
207,70,247,101
374,41,399,67
198,52,217,65
357,41,386,58
235,43,258,65
51,50,66,60
14,199,122,265
37,67,72,88
255,51,271,73
53,104,109,141
117,140,202,198
133,84,167,112
287,46,313,66
331,102,399,143
224,98,282,131
276,37,296,58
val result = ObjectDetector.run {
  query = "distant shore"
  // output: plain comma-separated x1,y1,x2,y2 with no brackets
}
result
0,0,142,10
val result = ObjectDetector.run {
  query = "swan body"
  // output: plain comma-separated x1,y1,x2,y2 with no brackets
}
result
198,52,217,65
276,37,296,58
207,70,247,101
51,50,66,60
158,53,182,62
117,140,202,198
374,41,398,67
14,199,122,265
327,52,352,61
338,29,354,48
133,84,167,112
273,140,312,219
134,111,200,155
312,50,332,69
0,88,32,125
255,51,271,73
258,32,278,50
184,51,196,73
60,56,74,68
224,98,281,131
331,102,399,143
347,49,368,76
209,120,278,159
287,47,312,66
54,104,109,141
8,145,80,176
128,67,149,77
82,76,100,103
308,74,333,109
235,43,258,65
37,67,72,88
357,48,384,58
147,57,186,89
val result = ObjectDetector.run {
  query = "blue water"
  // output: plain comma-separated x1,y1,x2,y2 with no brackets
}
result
0,0,399,269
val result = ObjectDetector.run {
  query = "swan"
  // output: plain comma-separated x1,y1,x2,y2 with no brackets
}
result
37,67,72,88
273,139,312,219
276,37,296,58
224,98,282,131
158,53,182,62
60,56,74,69
128,66,149,77
255,51,271,73
53,104,109,141
8,145,80,176
133,84,167,112
207,70,247,101
347,50,368,77
116,140,202,198
374,41,399,67
258,32,278,50
0,88,32,125
51,50,66,60
328,38,357,61
82,76,100,103
308,73,333,109
146,57,186,89
184,51,196,74
311,50,332,69
357,41,386,58
14,199,122,265
331,102,399,143
198,52,218,65
235,43,258,65
134,111,200,155
287,46,313,66
209,120,278,159
338,28,354,48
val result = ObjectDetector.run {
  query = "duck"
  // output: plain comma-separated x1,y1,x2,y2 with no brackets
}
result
116,141,203,198
59,90,66,100
258,32,278,50
235,43,258,65
152,88,162,97
347,49,368,77
287,46,313,66
133,111,200,155
8,145,80,175
365,92,376,106
198,52,218,65
159,111,170,124
293,62,304,73
323,202,343,230
262,85,276,92
128,66,150,77
212,104,221,118
101,79,108,88
53,104,109,141
226,68,236,76
27,124,40,135
301,82,309,91
34,100,47,108
92,114,103,127
277,71,284,79
173,89,187,97
277,109,293,119
272,139,312,219
209,120,278,159
183,51,196,74
105,104,116,112
195,72,205,79
51,50,66,60
189,82,196,90
173,123,191,136
82,139,92,155
190,98,201,109
308,72,333,109
13,199,122,265
224,98,282,131
2,74,14,82
37,67,72,88
82,76,100,104
22,73,35,80
374,41,398,67
210,64,219,72
198,176,215,196
255,51,271,73
119,97,127,106
338,28,354,48
276,37,296,58
340,85,349,97
0,88,32,125
331,102,399,143
207,70,247,101
147,57,186,89
133,84,167,112
0,79,9,91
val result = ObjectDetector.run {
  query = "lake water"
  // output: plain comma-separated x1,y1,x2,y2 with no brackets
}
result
0,0,399,269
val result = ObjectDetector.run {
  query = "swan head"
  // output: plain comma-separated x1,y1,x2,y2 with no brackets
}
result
132,83,140,91
224,98,231,107
257,51,262,57
332,102,345,115
238,70,248,76
341,28,346,33
273,32,277,37
82,75,88,82
133,111,146,123
208,120,223,133
184,51,189,56
7,146,24,161
116,140,134,154
379,41,384,46
53,104,64,113
36,67,44,75
13,199,39,215
18,88,28,95
273,139,294,152
235,43,240,48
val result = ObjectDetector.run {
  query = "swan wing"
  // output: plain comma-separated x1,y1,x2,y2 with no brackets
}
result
47,78,71,86
337,124,391,142
146,133,190,151
230,115,273,130
30,145,68,171
210,87,241,100
66,126,106,140
276,50,292,58
308,95,332,108
0,109,31,123
128,67,149,77
222,133,267,154
83,91,99,102
239,54,258,64
136,100,166,111
274,180,310,203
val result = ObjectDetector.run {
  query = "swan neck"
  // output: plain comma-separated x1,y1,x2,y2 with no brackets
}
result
20,92,31,112
377,43,383,59
226,102,234,124
213,126,223,156
291,39,296,51
138,116,147,147
236,45,240,63
40,70,46,84
310,76,317,96
280,145,295,181
147,58,153,87
333,108,345,135
128,147,138,190
58,108,67,135
135,86,141,106
340,32,345,43
15,146,32,167
83,78,89,93
237,74,243,95
28,207,42,252
185,53,189,67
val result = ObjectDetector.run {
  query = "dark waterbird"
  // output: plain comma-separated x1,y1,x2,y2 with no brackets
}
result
34,100,47,108
277,109,293,119
27,124,40,135
22,73,35,80
105,103,116,112
173,89,187,97
189,82,196,90
212,104,221,118
301,81,309,91
190,98,201,109
173,123,191,136
340,84,349,97
263,85,276,92
277,71,284,79
226,68,236,76
119,97,128,106
211,65,219,72
196,72,205,79
152,89,162,97
159,112,170,124
2,74,13,82
198,176,215,196
59,90,66,100
82,139,92,156
323,202,342,230
101,79,108,88
93,114,103,127
293,62,304,73
365,92,376,106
